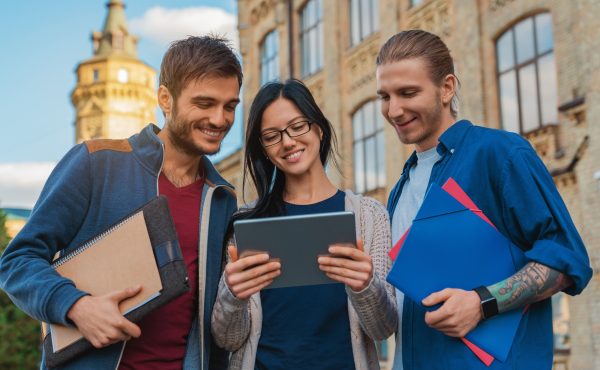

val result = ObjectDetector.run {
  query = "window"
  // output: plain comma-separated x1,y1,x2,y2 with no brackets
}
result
117,68,128,83
300,0,324,77
349,0,379,46
552,293,570,350
93,69,99,82
261,30,280,85
496,13,558,133
353,100,386,193
112,31,124,50
410,0,424,7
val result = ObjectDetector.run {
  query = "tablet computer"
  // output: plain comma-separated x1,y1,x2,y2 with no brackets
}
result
233,211,356,289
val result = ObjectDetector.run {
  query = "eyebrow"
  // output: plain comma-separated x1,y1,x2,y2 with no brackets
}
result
377,85,422,96
190,96,240,105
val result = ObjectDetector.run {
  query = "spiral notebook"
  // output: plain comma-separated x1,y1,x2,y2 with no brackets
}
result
41,196,189,368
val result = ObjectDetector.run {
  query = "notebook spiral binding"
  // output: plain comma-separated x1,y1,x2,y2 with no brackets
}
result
52,212,139,269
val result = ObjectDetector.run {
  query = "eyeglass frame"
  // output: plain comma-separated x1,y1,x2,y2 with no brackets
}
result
259,120,314,147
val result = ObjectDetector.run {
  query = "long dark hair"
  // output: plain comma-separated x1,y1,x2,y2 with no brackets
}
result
231,79,338,227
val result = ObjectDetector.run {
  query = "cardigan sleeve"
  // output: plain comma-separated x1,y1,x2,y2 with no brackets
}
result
347,196,398,340
210,236,252,351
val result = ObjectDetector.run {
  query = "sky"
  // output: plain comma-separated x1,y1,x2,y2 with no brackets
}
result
0,0,241,209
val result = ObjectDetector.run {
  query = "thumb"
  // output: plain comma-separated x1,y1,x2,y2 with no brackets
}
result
356,239,365,252
422,288,452,307
111,285,142,302
228,245,238,262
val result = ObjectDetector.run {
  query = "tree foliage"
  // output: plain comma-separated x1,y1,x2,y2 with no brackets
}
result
0,209,41,369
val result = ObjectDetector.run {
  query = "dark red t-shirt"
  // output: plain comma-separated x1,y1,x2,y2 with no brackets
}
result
119,173,203,370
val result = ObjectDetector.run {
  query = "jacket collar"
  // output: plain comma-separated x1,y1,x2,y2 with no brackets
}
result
129,124,234,189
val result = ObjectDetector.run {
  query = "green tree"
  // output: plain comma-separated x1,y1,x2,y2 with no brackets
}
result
0,209,41,369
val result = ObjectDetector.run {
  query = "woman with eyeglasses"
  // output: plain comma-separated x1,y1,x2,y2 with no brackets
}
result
211,79,396,370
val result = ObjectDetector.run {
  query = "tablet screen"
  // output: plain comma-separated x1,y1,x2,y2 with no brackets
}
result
233,211,356,289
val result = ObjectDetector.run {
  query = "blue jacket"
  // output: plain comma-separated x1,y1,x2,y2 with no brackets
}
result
0,124,236,370
387,120,592,369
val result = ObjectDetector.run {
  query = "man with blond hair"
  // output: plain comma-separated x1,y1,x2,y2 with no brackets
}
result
376,29,592,369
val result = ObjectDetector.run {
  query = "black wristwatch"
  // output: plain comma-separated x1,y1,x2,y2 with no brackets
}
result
473,286,498,320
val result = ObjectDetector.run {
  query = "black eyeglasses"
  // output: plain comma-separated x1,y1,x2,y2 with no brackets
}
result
259,120,313,147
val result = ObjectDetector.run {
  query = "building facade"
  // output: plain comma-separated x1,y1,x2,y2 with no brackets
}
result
219,0,600,368
71,0,156,143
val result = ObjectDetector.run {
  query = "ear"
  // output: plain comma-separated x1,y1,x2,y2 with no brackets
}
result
158,85,174,117
314,124,324,140
440,74,457,106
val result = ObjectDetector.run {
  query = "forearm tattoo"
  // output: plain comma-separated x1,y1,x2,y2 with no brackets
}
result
487,262,572,313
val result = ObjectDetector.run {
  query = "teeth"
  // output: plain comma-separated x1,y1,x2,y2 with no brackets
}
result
200,129,220,137
285,151,302,160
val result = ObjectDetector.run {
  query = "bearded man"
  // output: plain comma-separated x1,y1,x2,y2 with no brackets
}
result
0,35,242,370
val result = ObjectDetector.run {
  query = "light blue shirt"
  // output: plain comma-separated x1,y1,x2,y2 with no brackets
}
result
391,146,441,370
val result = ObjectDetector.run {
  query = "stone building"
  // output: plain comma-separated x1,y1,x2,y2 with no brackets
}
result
71,0,156,143
218,0,600,368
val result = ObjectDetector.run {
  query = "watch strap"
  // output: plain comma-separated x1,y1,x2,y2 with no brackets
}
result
473,285,499,320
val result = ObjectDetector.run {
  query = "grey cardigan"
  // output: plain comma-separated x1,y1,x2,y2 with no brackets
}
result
211,190,397,370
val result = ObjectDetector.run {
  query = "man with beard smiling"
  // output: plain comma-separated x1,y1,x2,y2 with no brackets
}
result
376,30,592,369
0,36,242,370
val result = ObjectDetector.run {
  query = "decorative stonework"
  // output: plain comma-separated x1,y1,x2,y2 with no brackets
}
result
306,74,324,109
555,171,577,188
250,0,279,25
345,39,380,92
408,0,452,37
489,0,517,12
523,124,562,165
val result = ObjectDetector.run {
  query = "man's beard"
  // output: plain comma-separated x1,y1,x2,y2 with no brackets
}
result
166,109,226,157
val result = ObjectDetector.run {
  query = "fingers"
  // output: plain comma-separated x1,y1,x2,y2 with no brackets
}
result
110,285,142,303
423,289,482,338
327,243,370,262
424,305,449,327
319,243,373,291
228,245,238,262
69,292,143,349
422,288,452,307
234,276,279,300
118,318,141,339
319,263,371,282
225,253,271,275
225,257,281,299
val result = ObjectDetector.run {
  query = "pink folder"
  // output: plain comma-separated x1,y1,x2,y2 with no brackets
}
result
388,178,495,366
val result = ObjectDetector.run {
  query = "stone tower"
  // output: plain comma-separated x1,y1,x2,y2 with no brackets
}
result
71,0,156,143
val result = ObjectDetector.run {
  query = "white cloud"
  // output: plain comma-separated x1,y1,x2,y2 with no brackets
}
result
130,6,239,51
0,163,56,209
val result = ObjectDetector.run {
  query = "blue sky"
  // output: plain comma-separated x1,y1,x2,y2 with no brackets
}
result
0,0,241,208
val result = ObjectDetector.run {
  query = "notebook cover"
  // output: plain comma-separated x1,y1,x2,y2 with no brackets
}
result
42,196,189,368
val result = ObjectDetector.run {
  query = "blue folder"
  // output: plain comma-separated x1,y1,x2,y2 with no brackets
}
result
386,183,523,362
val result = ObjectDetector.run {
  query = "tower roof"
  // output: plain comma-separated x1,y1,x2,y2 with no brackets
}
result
91,0,138,58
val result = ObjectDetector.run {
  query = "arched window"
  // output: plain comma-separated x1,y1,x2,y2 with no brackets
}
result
353,100,386,194
496,13,558,133
260,30,280,85
300,0,324,77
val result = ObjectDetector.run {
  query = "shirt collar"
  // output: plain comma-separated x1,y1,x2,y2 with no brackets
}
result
437,119,473,154
401,120,473,175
